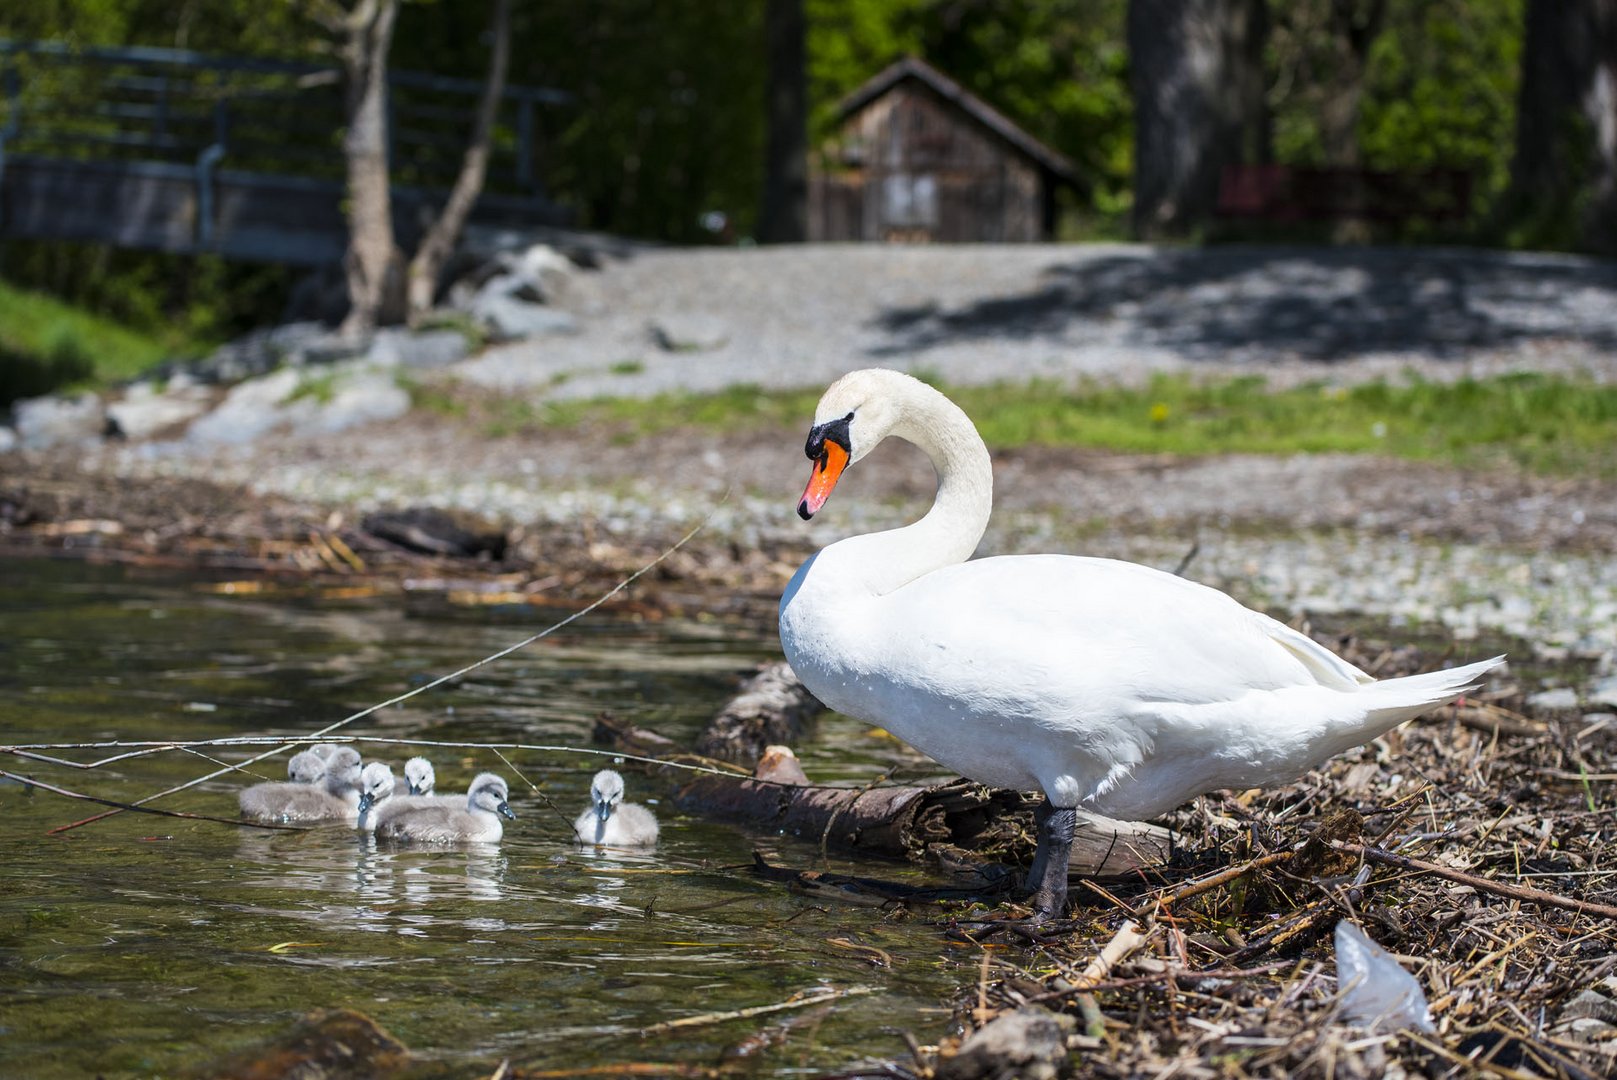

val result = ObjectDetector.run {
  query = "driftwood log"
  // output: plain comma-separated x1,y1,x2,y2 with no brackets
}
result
594,711,1172,879
694,660,824,767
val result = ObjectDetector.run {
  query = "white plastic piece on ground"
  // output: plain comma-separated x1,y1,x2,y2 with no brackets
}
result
1334,920,1435,1033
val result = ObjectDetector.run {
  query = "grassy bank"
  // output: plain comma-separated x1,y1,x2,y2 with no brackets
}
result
0,281,180,406
469,371,1617,479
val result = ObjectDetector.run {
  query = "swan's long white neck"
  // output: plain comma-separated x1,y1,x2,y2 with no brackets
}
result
831,376,993,595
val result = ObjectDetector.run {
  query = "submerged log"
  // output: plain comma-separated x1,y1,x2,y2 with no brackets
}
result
695,660,823,766
594,713,1171,878
198,1007,411,1079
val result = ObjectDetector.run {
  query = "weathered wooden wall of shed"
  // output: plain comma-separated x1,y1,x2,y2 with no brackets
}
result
809,82,1047,243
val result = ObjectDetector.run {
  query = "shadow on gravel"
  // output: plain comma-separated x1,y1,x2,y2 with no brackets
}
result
867,246,1617,364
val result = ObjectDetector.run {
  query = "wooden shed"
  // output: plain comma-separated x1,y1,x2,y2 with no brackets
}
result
809,57,1079,243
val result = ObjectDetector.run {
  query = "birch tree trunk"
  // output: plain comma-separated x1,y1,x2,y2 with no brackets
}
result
338,0,406,336
406,0,511,319
1128,0,1269,239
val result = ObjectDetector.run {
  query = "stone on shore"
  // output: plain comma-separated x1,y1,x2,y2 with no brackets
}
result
366,327,471,370
472,295,579,342
106,379,213,440
13,392,105,449
650,311,729,352
935,1006,1076,1080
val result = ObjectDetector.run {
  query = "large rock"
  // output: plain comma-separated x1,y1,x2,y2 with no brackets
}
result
186,368,304,446
366,327,471,370
106,380,213,441
651,311,730,352
297,367,410,435
453,242,576,307
12,393,105,449
193,322,363,383
471,295,579,342
186,361,410,445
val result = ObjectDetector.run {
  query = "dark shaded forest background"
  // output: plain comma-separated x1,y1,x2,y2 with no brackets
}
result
0,0,1611,350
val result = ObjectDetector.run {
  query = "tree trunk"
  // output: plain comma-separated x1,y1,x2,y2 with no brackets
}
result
1128,0,1269,239
406,0,511,320
339,0,406,336
758,0,807,243
1509,0,1617,252
1318,0,1387,169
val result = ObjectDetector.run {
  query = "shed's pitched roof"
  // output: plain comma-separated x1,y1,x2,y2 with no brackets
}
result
836,56,1079,184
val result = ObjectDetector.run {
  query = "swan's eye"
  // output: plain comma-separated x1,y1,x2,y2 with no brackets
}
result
805,412,854,460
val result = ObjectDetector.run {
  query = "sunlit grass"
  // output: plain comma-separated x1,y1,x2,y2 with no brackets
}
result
0,280,178,404
507,372,1617,478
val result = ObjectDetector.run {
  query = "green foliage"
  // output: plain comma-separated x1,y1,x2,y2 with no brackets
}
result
1266,0,1524,235
1358,0,1523,211
413,0,770,242
1,241,293,353
0,279,176,405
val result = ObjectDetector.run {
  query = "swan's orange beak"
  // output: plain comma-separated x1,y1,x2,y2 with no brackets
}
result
798,441,848,520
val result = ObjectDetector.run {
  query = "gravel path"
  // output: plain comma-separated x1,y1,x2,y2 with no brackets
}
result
455,243,1617,397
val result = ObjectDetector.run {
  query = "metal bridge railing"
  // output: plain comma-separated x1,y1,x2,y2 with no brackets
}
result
0,39,572,255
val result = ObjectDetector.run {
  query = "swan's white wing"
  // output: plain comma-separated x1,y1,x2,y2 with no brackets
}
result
882,555,1351,705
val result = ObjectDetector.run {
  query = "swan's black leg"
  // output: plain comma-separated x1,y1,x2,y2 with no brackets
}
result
1030,806,1078,922
1024,798,1054,893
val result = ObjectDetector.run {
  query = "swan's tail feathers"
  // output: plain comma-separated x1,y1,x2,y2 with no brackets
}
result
1345,654,1507,747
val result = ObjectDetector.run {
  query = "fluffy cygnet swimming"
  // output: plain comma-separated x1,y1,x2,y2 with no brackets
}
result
240,746,363,823
574,769,659,847
374,772,514,843
403,756,435,796
285,750,328,785
397,756,462,808
355,761,400,831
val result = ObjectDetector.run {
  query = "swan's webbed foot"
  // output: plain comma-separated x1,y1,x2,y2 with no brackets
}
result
1029,806,1077,922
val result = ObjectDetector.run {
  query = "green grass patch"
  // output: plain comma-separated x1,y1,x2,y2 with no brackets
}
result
0,280,180,405
285,371,339,406
520,372,1617,478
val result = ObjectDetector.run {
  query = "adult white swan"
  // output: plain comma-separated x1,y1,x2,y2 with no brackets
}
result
778,368,1503,920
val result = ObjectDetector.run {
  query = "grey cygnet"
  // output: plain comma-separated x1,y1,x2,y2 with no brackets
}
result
240,746,363,823
285,749,328,785
574,769,659,847
375,772,515,843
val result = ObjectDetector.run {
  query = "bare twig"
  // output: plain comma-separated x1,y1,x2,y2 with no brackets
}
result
0,769,302,831
635,986,874,1037
1130,851,1297,920
1336,842,1617,922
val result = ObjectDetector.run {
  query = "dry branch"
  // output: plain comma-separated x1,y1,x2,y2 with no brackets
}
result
695,661,824,767
1338,841,1617,922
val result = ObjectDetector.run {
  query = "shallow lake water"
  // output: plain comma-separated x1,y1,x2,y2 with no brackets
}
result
0,558,973,1077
